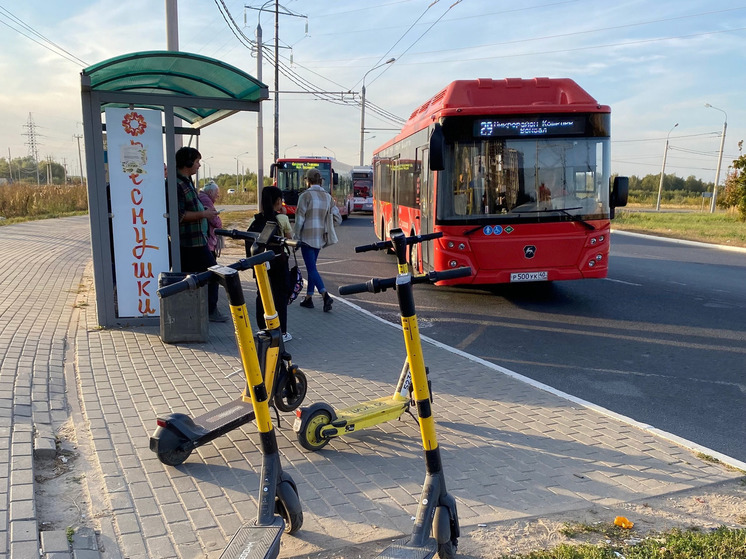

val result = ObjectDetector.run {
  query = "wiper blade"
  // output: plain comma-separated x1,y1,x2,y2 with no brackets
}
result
510,206,595,230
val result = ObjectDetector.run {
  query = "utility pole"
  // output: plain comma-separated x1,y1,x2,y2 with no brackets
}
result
656,123,677,211
274,0,279,163
247,1,307,200
256,12,265,201
165,0,182,150
74,133,86,186
7,148,13,183
704,103,727,214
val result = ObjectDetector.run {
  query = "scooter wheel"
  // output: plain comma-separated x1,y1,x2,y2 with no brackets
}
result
437,540,457,559
153,427,192,466
158,447,192,467
296,409,331,451
275,480,303,534
274,368,308,413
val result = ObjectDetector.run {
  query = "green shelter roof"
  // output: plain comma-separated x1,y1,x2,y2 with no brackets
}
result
82,50,268,126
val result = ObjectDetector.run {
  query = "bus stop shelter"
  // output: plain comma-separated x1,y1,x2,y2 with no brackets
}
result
81,50,268,328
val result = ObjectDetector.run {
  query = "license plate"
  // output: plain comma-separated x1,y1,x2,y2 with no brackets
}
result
510,271,548,282
293,417,302,432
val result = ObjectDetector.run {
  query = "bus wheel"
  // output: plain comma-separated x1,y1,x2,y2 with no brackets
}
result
409,238,420,273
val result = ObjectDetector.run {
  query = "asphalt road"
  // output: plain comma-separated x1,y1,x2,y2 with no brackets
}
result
318,214,746,463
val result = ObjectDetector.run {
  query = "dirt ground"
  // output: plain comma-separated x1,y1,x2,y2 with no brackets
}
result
280,476,746,559
35,419,745,558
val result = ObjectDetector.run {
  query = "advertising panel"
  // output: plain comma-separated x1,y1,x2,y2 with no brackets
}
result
105,107,168,317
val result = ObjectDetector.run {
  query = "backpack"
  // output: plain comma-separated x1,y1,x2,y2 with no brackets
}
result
245,213,283,257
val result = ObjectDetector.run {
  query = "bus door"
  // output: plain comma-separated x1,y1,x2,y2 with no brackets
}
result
418,146,434,270
391,156,400,232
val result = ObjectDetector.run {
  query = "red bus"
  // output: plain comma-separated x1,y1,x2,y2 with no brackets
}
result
271,156,352,219
351,165,374,212
372,77,628,285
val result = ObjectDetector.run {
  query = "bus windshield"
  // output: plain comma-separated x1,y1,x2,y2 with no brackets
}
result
276,161,333,194
436,137,610,222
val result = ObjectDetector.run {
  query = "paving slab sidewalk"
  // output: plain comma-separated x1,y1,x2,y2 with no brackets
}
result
0,216,741,559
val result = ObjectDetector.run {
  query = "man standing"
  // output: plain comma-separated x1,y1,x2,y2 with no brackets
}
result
175,146,227,322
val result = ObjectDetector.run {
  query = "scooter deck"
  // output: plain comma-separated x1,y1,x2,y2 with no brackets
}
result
376,537,437,559
219,517,284,559
184,397,256,447
333,396,408,426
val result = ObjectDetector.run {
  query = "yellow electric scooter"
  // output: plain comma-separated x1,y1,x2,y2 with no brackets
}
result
294,228,471,558
155,240,303,558
150,224,307,467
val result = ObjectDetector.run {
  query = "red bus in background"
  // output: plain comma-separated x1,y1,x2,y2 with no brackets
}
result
351,166,374,212
372,77,628,285
271,156,352,219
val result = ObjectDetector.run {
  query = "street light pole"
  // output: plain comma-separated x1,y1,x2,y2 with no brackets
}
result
323,146,336,159
656,123,678,211
359,58,395,166
283,144,297,158
234,151,248,190
705,103,727,213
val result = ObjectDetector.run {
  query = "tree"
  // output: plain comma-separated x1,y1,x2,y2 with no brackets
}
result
721,140,746,220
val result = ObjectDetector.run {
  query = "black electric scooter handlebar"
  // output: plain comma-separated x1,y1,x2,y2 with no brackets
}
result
157,251,275,299
354,231,443,254
339,267,472,296
215,228,301,250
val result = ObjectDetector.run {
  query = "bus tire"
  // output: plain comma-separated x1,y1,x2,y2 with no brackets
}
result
409,233,420,273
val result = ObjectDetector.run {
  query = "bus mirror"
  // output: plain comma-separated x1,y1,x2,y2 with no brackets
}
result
269,163,277,178
333,171,339,186
611,176,629,208
429,123,445,171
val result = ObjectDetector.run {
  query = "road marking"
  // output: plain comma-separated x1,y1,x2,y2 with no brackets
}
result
336,295,746,473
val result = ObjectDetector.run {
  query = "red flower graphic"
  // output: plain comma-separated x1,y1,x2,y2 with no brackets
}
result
122,112,147,137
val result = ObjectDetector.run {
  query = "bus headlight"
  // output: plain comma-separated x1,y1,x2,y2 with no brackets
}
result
449,260,458,268
588,260,595,267
596,254,603,261
458,243,466,250
447,241,455,249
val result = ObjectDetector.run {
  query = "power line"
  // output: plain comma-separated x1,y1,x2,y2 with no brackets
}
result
0,5,89,67
213,1,406,126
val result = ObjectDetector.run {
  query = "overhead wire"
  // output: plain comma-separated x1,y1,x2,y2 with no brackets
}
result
0,4,89,67
214,0,406,126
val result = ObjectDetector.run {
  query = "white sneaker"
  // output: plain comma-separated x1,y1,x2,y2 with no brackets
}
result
282,332,292,342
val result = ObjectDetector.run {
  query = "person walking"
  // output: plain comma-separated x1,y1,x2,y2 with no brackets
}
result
175,147,227,322
294,168,341,312
248,186,294,342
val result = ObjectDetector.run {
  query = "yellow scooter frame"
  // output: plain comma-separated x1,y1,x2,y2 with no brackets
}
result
293,229,470,558
155,251,302,558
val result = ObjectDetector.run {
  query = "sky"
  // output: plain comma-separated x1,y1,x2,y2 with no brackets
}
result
1,0,745,184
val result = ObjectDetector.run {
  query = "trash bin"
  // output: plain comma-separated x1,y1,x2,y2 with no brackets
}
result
158,272,208,343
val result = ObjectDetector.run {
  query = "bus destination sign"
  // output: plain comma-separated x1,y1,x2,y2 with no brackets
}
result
474,115,586,138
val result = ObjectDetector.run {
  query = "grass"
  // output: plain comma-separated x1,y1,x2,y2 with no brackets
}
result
501,526,746,559
613,208,746,248
0,182,88,223
3,184,744,252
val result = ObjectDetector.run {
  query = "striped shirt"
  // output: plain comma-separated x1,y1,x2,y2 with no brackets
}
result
294,185,332,249
177,173,208,248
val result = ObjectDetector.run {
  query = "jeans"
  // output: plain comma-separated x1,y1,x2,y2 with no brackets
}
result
300,243,325,296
